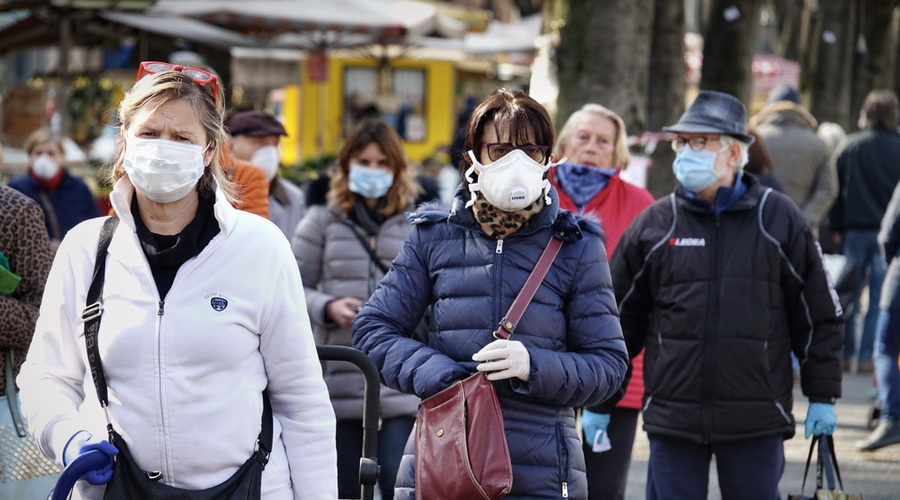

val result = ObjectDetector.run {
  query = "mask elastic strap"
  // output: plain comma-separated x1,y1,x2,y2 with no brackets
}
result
541,156,565,205
465,150,485,208
545,156,567,171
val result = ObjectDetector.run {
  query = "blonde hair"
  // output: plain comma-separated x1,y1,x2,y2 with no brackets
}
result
105,69,236,203
25,128,65,156
330,118,419,216
555,104,630,169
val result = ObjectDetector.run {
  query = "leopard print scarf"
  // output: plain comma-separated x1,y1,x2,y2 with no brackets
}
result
471,194,545,239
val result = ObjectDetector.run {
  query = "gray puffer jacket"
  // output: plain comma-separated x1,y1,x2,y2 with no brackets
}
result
291,203,419,420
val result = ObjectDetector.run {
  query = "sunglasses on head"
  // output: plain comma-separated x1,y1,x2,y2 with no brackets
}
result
136,61,219,104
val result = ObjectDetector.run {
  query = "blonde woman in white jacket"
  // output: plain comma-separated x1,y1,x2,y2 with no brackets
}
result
16,62,337,500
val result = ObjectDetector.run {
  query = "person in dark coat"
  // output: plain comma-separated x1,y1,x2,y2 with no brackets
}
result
352,88,628,499
612,90,844,499
9,128,99,252
829,90,900,374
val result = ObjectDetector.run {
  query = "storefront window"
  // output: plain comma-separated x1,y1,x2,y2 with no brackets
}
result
342,66,426,142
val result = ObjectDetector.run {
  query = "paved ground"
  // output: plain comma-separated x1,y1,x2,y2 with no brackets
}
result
624,371,900,499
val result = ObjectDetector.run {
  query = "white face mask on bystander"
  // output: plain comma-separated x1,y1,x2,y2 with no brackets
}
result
123,137,207,203
31,154,61,180
250,145,280,181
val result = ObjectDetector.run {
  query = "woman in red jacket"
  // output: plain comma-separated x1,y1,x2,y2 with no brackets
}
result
549,103,654,500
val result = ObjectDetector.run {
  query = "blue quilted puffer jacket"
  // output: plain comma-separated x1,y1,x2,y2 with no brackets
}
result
353,189,628,499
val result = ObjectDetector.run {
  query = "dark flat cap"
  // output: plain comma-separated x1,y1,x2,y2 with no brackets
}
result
663,90,754,144
228,110,288,137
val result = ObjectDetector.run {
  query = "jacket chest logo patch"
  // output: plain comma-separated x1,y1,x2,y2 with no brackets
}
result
210,297,228,312
669,237,706,247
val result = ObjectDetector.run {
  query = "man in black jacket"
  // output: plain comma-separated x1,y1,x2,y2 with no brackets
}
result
828,90,900,374
611,90,844,499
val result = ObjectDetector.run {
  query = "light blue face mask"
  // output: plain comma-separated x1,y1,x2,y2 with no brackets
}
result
672,147,722,192
348,164,394,199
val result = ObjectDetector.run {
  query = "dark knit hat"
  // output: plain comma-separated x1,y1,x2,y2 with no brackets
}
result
767,84,801,105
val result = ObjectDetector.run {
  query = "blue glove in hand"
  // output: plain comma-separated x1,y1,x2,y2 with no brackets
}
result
805,403,837,439
581,410,611,446
63,431,119,485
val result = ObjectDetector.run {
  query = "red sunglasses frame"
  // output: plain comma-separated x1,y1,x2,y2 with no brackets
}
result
136,61,219,104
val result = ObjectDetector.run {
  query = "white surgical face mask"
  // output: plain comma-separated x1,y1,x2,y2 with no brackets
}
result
348,164,394,199
123,137,207,204
31,154,60,180
464,149,565,211
250,145,280,181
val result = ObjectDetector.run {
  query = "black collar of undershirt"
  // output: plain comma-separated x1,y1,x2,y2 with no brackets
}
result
131,193,219,298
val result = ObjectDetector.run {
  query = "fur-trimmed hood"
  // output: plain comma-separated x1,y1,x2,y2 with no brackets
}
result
750,101,818,130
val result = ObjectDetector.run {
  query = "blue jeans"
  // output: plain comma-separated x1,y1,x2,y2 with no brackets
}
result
336,416,415,500
646,433,785,500
844,230,886,363
875,309,900,420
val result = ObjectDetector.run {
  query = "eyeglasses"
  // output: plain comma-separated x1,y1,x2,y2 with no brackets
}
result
136,61,219,104
671,135,720,152
482,142,549,163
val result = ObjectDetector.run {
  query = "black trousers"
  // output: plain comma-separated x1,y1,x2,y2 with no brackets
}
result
583,407,640,500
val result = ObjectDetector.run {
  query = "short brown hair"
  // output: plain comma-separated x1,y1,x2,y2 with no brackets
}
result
330,118,419,216
861,90,899,130
745,130,775,175
461,88,555,184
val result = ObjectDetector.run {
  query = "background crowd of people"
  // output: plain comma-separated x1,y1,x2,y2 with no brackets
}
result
1,58,899,499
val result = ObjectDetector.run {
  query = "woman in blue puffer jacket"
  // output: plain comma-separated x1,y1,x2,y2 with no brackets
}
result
352,88,628,499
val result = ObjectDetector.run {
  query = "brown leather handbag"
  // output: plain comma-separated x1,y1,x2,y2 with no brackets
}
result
414,236,563,500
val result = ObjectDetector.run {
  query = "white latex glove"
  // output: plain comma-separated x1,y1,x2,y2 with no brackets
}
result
472,339,531,381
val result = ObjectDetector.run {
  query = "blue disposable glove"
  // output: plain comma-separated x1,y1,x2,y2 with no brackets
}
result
581,409,611,446
805,403,837,439
63,431,119,485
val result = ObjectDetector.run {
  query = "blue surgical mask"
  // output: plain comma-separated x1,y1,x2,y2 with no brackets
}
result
348,164,394,199
673,147,723,192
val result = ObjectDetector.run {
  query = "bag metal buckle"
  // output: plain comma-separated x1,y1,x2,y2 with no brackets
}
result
254,439,271,465
82,302,103,322
493,318,515,339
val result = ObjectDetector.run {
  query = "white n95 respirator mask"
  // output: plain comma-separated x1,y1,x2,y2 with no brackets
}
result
464,149,565,211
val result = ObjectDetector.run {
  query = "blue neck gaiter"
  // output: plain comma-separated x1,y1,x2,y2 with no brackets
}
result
556,162,618,208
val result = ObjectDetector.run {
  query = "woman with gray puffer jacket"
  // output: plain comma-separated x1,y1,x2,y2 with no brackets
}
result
353,89,628,499
291,118,421,500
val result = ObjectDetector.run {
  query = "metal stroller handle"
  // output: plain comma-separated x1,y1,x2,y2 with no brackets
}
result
48,449,109,500
316,345,382,500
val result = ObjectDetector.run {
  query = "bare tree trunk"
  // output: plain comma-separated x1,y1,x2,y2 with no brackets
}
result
646,0,685,198
556,0,654,132
773,0,804,59
806,0,857,129
850,0,898,122
894,7,900,99
700,0,763,104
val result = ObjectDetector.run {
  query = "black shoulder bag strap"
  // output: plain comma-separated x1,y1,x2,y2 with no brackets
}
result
80,216,272,459
82,216,119,409
343,220,390,275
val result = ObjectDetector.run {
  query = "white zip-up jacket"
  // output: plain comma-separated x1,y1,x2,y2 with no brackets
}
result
17,179,337,499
